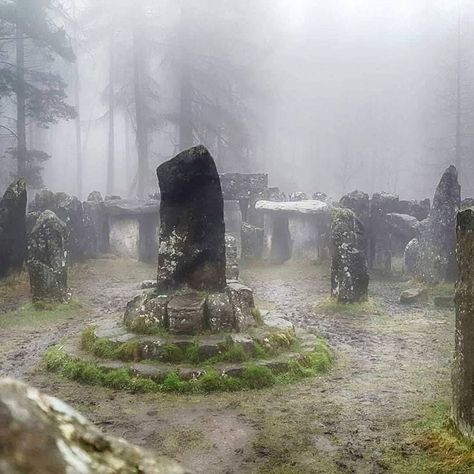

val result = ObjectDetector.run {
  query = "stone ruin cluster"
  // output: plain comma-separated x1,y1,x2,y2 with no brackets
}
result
0,147,465,308
3,147,474,456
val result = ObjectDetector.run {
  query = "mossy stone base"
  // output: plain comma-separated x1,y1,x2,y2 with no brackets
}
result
46,312,332,393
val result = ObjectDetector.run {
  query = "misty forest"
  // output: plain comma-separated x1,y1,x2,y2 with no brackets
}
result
2,1,474,473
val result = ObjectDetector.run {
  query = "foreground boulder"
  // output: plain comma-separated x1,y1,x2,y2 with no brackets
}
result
156,146,226,291
27,210,69,303
0,178,27,278
414,166,460,283
452,207,474,441
0,378,189,473
331,209,369,303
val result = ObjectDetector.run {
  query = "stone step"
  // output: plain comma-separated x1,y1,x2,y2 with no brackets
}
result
89,316,298,363
61,338,309,384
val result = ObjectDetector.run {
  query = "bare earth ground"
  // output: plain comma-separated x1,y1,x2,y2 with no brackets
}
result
0,257,454,473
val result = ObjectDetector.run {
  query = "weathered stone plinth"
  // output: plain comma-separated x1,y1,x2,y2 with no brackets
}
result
27,210,69,303
331,208,369,303
157,146,226,291
53,310,329,391
0,179,27,278
452,207,474,441
0,378,189,473
124,283,256,335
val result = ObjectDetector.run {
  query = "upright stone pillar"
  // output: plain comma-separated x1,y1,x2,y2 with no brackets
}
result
416,166,461,283
0,179,27,278
27,210,69,303
452,207,474,440
157,145,226,291
331,208,369,303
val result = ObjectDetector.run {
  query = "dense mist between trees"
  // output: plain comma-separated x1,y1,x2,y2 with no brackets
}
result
0,0,472,201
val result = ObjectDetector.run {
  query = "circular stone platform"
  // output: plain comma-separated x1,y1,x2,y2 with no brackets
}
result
46,311,332,393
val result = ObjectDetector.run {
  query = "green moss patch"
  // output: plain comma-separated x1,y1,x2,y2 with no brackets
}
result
383,402,474,473
0,300,84,330
44,337,333,394
81,325,301,365
314,296,382,316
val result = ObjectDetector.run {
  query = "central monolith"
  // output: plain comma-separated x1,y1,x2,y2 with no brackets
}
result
157,145,226,291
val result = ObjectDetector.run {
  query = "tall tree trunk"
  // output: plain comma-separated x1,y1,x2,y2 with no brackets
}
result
124,111,132,197
132,27,149,199
106,39,115,196
179,67,193,150
15,21,27,179
455,1,462,174
72,0,83,199
178,2,193,151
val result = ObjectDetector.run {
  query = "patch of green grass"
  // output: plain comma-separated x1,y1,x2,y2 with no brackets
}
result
252,307,264,326
81,326,141,361
242,364,276,389
44,336,334,394
315,296,382,315
0,300,84,330
383,401,474,473
430,283,455,298
162,344,185,363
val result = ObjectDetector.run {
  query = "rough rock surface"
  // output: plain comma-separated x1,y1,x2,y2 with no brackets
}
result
331,208,369,303
0,178,27,278
0,378,189,473
415,166,461,283
27,210,68,303
399,288,428,305
225,234,239,280
168,292,206,335
289,191,308,201
241,223,264,259
226,282,255,331
385,213,420,241
124,291,171,333
30,189,95,261
206,292,235,332
453,207,474,441
157,146,226,291
83,190,109,254
312,192,329,202
340,190,370,225
404,238,419,274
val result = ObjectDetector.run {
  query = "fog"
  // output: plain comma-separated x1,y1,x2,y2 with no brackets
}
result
1,0,473,201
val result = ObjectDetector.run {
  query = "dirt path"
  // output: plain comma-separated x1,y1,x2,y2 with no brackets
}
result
0,257,454,473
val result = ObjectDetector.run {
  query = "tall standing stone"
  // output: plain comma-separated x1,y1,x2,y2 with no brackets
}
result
157,146,226,291
331,208,369,303
415,165,461,283
27,210,69,302
0,179,27,278
452,207,474,441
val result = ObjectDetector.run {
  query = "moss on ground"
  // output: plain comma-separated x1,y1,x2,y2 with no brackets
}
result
0,300,84,330
382,401,474,473
315,296,382,316
43,337,333,394
81,325,301,365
